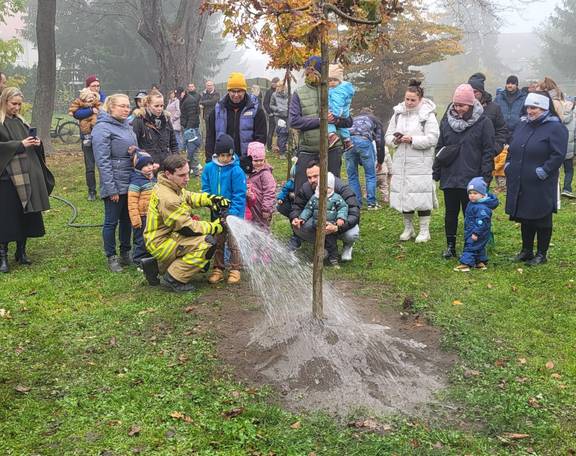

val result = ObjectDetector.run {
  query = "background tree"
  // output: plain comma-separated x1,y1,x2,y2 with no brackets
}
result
30,0,56,154
350,0,462,119
0,0,25,68
541,0,576,79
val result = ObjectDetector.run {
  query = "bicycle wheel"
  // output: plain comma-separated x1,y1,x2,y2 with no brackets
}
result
58,121,81,144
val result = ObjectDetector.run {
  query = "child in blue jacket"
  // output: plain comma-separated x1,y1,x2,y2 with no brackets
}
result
201,134,247,284
454,177,499,272
328,63,356,150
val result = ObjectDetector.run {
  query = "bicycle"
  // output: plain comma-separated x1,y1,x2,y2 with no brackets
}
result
51,117,81,144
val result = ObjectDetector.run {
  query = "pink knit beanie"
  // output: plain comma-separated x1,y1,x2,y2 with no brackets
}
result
247,142,266,160
452,84,476,106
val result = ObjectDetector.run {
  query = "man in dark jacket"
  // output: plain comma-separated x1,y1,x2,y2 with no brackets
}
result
494,75,527,140
263,77,280,151
180,86,202,176
290,56,353,191
205,72,267,162
289,161,360,261
468,73,509,153
200,80,220,125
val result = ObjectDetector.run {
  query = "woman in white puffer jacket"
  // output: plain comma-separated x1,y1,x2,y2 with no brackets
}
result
385,80,440,242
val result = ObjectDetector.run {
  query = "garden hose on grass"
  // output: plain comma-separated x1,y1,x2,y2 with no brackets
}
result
50,195,103,228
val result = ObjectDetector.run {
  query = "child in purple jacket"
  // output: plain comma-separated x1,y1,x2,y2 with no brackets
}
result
246,142,277,231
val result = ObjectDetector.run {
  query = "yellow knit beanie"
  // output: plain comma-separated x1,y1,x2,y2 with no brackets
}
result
227,72,248,91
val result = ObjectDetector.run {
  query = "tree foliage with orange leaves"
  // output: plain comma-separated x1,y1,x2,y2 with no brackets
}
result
202,0,403,71
350,0,463,119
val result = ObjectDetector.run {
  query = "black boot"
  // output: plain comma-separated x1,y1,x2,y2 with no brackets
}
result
15,240,32,265
141,257,160,286
161,272,197,293
442,236,457,259
513,249,534,262
0,243,9,273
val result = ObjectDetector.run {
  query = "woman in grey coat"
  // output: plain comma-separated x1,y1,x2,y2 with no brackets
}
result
92,94,138,272
385,80,439,243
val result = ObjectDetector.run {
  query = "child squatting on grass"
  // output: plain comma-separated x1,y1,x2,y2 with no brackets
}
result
454,177,499,272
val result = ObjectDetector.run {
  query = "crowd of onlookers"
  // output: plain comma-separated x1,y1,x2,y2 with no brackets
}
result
0,65,574,289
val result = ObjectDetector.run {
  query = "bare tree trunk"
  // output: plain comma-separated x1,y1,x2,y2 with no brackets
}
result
137,0,208,92
31,0,56,155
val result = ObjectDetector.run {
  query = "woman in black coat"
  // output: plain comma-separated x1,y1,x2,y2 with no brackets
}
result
433,83,495,258
505,91,568,265
132,90,178,166
0,87,53,273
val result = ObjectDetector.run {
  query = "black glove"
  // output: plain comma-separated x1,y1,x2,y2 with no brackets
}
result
209,195,230,212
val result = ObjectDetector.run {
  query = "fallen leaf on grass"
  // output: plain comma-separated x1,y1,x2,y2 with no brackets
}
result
15,384,31,393
528,397,541,408
551,373,562,379
222,407,244,419
452,300,463,306
107,420,122,427
518,358,527,365
178,353,189,364
517,268,523,274
170,411,184,419
500,432,530,440
108,336,117,347
184,306,195,313
231,390,241,399
0,308,12,319
290,421,301,429
127,424,141,436
495,359,508,367
515,376,529,384
545,361,555,369
511,285,518,292
486,283,494,289
137,307,156,315
432,442,444,449
463,369,481,378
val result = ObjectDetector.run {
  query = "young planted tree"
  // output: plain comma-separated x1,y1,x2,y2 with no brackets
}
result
204,0,401,319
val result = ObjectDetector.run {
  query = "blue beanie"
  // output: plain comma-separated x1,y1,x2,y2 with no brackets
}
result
215,134,234,155
133,150,153,170
467,177,487,196
304,56,322,73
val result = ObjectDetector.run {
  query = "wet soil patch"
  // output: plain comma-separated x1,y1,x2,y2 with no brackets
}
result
188,280,457,417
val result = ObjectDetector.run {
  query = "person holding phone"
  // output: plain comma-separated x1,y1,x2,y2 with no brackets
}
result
385,80,439,243
0,87,54,273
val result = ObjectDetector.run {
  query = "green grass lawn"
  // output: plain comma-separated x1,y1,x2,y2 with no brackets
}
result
1,151,575,455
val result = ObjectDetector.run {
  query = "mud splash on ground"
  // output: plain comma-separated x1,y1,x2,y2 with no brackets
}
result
190,281,456,417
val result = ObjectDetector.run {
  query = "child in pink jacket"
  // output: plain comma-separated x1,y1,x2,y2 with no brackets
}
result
246,142,277,231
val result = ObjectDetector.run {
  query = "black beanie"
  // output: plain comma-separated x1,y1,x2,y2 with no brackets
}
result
214,134,234,155
468,72,486,93
506,75,519,85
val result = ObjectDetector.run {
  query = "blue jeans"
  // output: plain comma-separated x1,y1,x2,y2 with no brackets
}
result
563,158,574,192
103,195,131,258
183,128,202,174
175,130,184,152
345,136,377,206
132,215,149,264
276,125,289,156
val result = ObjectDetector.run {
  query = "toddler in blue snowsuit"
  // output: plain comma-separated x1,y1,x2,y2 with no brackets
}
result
454,177,499,272
328,63,356,150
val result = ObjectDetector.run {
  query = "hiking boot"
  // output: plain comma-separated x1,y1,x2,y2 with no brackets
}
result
341,242,354,262
227,270,241,284
475,262,488,270
118,251,132,267
453,264,471,272
513,249,534,262
525,253,547,266
161,273,197,292
208,268,224,284
87,191,96,201
442,237,457,259
141,257,160,286
15,241,32,265
328,133,340,149
0,243,9,273
107,255,124,273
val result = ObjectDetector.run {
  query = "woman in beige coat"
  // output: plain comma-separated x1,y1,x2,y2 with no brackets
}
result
385,80,440,242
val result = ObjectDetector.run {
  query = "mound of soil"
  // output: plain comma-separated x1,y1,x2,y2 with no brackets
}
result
189,280,457,417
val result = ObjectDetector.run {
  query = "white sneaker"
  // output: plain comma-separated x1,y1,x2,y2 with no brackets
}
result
341,243,354,262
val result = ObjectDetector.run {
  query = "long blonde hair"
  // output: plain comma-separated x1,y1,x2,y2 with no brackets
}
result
102,93,130,114
0,87,26,125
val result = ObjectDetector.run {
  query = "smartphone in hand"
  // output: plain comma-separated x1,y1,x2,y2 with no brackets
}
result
393,132,403,139
28,127,38,138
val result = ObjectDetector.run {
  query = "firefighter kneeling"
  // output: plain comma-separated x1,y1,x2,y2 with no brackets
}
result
141,154,229,292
